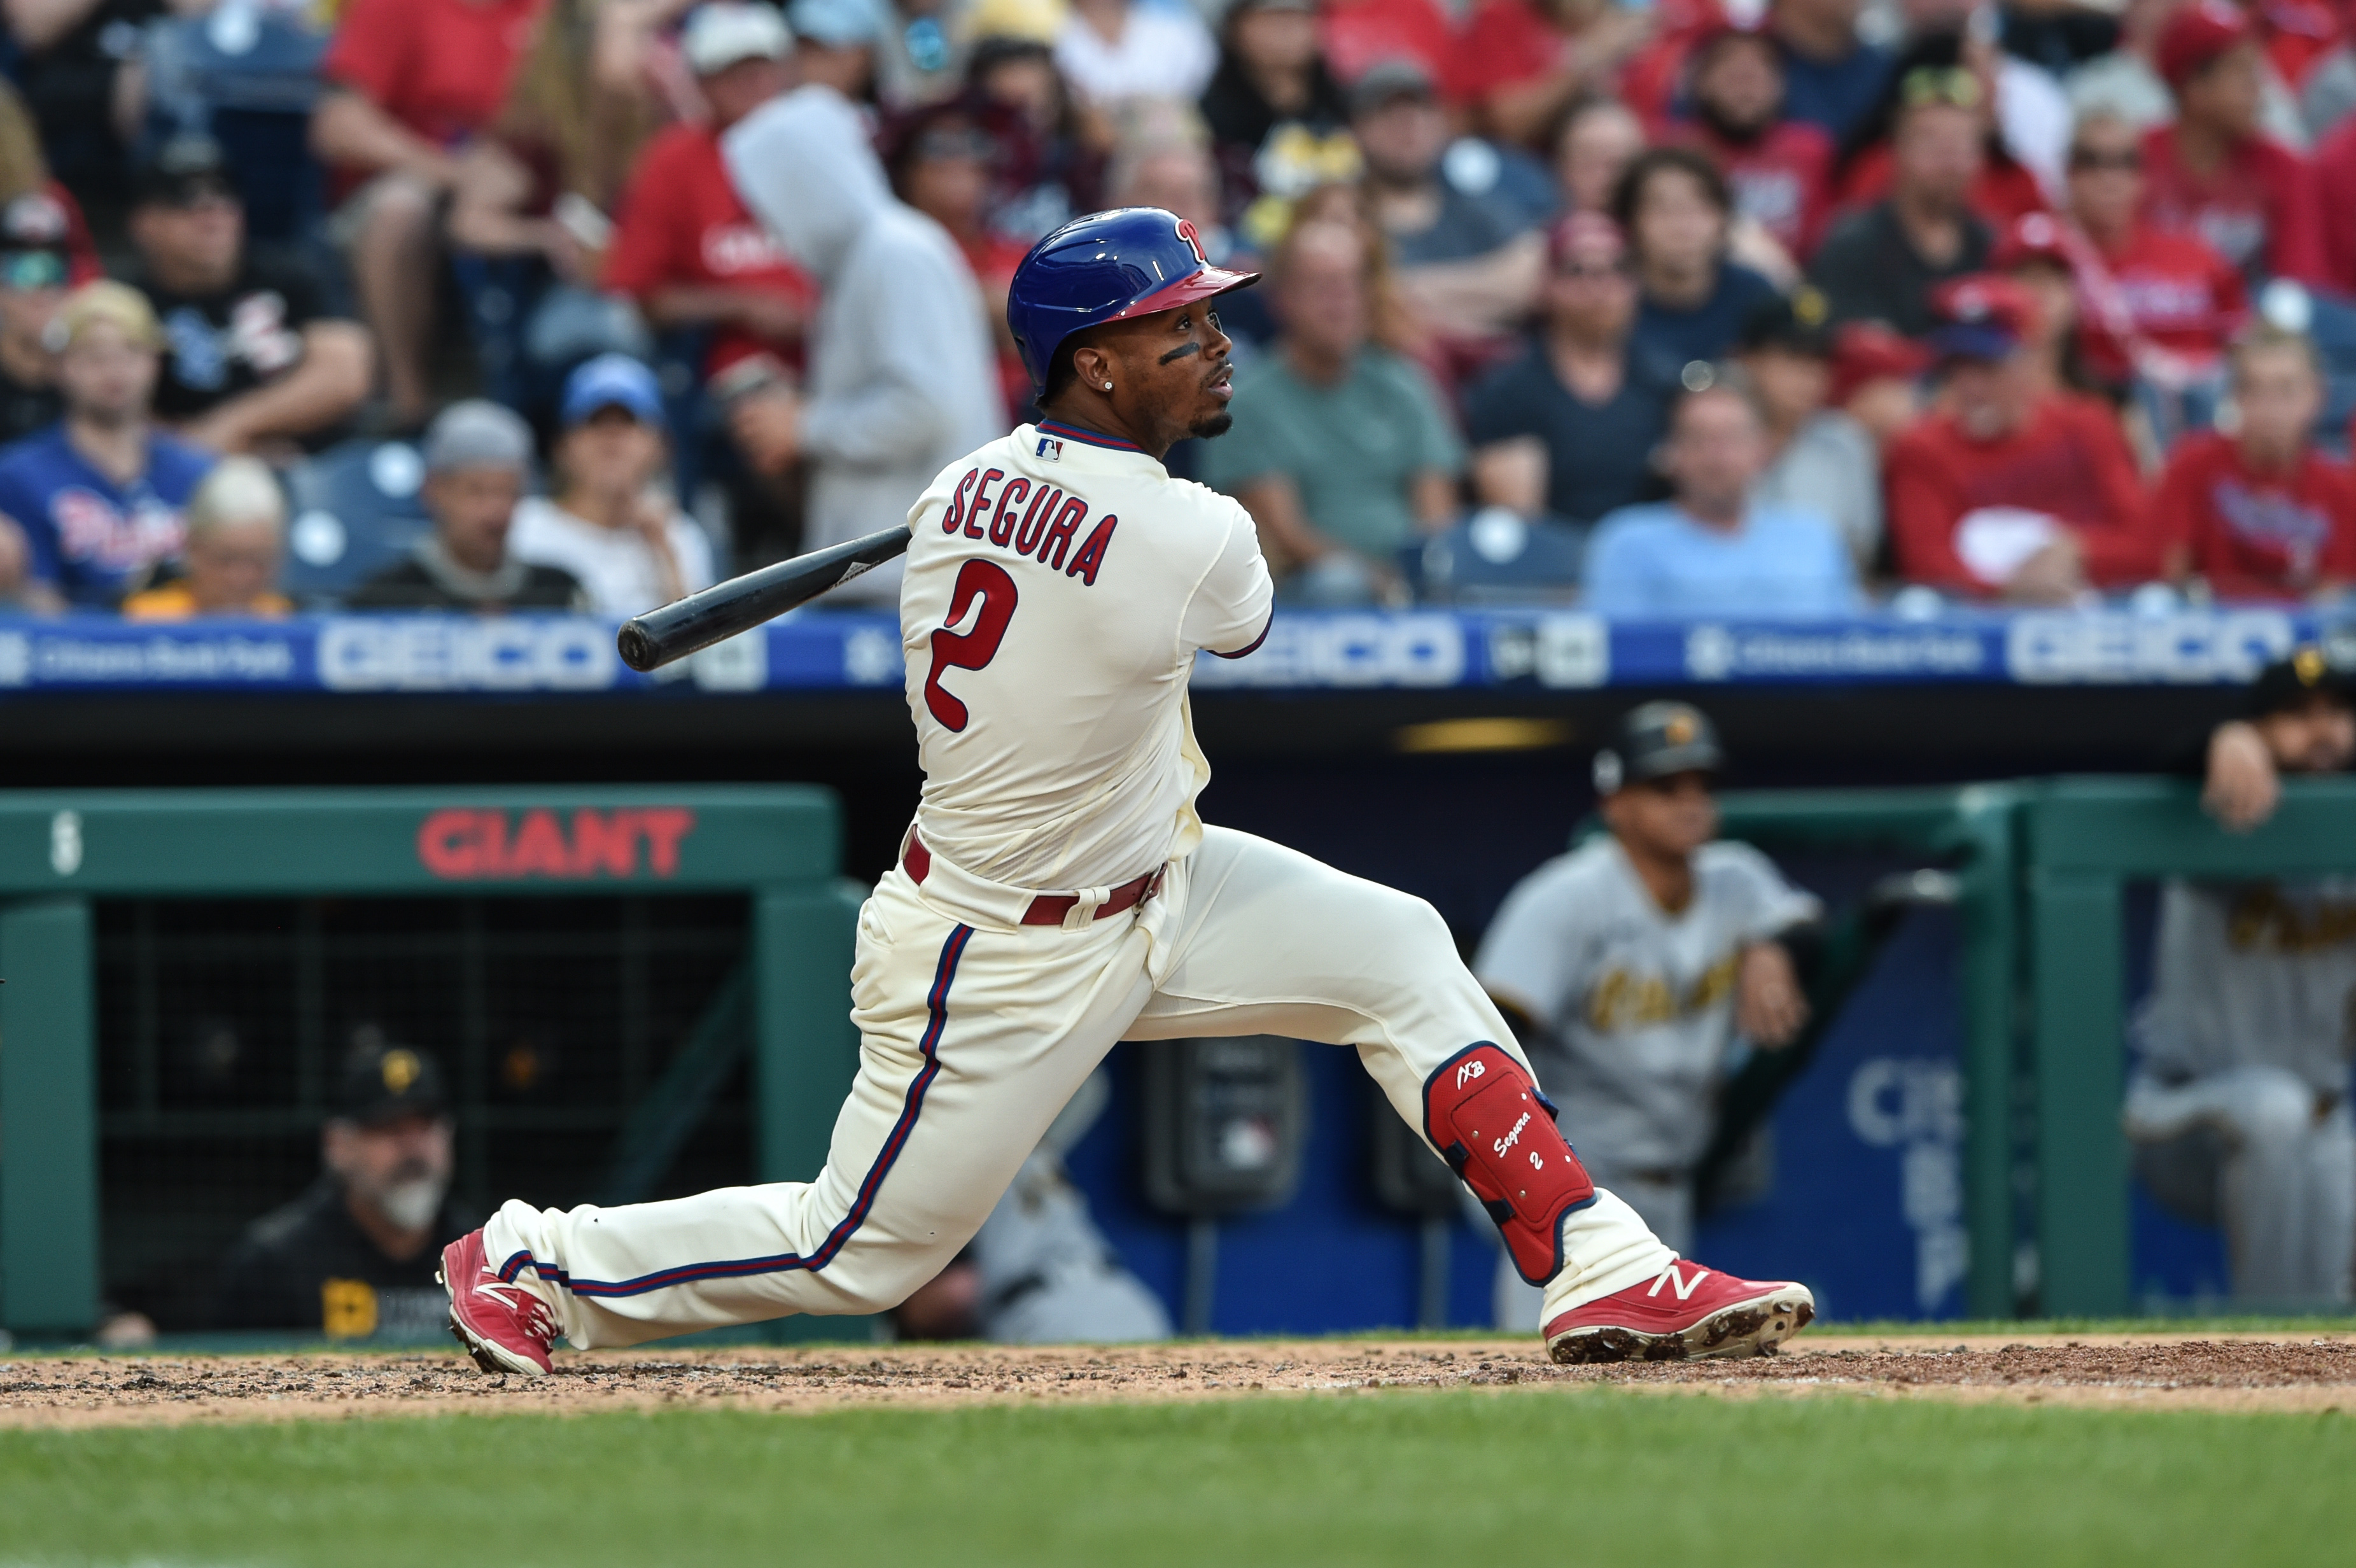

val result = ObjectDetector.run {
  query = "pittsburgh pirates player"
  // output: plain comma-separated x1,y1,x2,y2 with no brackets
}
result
440,208,1814,1371
1476,703,1821,1328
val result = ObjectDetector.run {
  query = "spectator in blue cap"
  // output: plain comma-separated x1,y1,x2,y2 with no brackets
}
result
790,0,885,101
508,354,717,618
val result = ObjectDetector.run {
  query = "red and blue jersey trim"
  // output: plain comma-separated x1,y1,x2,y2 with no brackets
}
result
1034,419,1142,453
1210,612,1272,660
499,923,975,1299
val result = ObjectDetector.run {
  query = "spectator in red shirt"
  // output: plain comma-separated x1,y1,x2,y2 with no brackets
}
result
1988,213,2090,406
605,6,810,470
602,3,811,559
2051,108,2247,449
1669,25,1835,263
1884,274,2154,601
1451,0,1658,149
2063,110,2247,377
2305,81,2356,293
2140,0,2326,285
311,0,549,426
2156,325,2356,598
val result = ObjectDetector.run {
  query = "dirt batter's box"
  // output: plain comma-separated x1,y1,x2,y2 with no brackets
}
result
0,787,855,1340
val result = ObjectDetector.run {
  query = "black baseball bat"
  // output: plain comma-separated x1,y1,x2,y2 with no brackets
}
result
616,523,912,673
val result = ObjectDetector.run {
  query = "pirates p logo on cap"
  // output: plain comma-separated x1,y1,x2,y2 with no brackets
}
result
381,1048,421,1095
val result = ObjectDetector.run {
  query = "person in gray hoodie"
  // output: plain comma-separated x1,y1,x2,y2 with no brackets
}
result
722,85,1006,603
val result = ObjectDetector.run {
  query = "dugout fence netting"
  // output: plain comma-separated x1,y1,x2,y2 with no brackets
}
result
93,893,753,1328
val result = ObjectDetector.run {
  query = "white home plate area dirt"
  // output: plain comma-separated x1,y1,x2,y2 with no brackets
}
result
6,1333,2356,1427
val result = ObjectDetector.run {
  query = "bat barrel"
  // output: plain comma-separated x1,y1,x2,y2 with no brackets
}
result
616,524,911,673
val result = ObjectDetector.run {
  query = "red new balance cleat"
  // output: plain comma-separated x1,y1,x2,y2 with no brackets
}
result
1544,1261,1814,1364
439,1229,558,1376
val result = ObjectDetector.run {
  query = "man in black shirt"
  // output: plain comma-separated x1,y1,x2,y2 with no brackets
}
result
213,1039,472,1338
125,135,372,454
1805,71,1991,339
1464,213,1674,536
347,399,588,611
0,192,70,447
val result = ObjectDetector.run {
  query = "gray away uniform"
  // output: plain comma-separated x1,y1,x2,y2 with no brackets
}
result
1475,836,1819,1327
2129,878,2356,1304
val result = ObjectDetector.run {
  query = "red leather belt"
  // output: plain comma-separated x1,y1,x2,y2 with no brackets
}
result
903,834,1162,925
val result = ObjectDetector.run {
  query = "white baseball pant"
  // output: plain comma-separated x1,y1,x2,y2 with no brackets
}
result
483,825,1674,1347
2125,1066,2355,1304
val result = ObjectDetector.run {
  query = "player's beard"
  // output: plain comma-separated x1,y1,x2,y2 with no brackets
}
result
1189,411,1235,440
357,1163,449,1232
374,1175,447,1231
1695,98,1768,147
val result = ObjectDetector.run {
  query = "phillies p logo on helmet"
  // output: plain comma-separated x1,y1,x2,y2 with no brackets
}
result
1174,217,1209,265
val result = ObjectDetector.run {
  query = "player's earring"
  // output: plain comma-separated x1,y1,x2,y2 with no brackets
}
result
1104,381,1114,389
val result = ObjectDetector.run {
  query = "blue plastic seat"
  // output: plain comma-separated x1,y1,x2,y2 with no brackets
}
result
278,437,437,604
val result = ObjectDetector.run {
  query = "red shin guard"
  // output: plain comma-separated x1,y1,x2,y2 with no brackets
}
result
1422,1044,1595,1284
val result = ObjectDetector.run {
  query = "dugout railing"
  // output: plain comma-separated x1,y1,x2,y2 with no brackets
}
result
2016,776,2356,1317
5,779,2345,1334
1712,786,2021,1320
1718,775,2356,1320
0,787,857,1337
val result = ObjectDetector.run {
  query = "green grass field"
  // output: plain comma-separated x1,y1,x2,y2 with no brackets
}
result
3,1386,2348,1567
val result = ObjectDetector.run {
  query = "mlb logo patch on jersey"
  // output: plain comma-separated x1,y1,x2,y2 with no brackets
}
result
1036,435,1064,461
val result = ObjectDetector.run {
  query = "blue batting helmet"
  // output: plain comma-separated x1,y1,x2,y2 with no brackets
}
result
1006,207,1260,390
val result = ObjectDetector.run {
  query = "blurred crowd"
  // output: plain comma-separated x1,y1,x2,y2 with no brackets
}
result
0,0,2353,618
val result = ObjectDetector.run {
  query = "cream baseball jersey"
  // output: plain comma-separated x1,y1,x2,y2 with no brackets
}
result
898,419,1274,891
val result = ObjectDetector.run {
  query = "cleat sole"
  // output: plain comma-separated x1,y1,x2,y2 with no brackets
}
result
1548,1288,1815,1367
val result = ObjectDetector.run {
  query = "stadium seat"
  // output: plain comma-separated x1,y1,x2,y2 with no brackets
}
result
137,6,328,245
278,437,437,604
1410,508,1587,605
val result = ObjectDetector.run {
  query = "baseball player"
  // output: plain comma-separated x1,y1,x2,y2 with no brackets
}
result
438,209,1814,1373
1475,703,1820,1329
2128,641,2356,1303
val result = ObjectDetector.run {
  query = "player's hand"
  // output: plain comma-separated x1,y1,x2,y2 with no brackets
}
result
1736,941,1809,1049
728,386,801,476
2203,720,2281,832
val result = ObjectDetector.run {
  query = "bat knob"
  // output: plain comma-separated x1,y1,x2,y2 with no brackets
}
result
617,620,659,673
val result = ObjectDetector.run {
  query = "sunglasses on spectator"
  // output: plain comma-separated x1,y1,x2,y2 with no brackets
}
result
1556,260,1632,280
0,250,66,291
915,127,995,162
2068,148,2142,172
1899,66,1981,110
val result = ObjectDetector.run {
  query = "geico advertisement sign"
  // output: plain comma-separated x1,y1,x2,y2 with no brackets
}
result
2005,610,2297,683
319,617,619,691
1189,613,1466,687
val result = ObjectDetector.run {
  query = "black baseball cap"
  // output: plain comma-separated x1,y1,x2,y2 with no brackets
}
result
1592,701,1725,795
0,192,71,292
1350,57,1438,117
1739,284,1834,358
2250,634,2356,717
337,1039,450,1126
132,134,239,209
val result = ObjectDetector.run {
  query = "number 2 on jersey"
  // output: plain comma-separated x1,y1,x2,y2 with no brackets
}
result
924,559,1018,732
